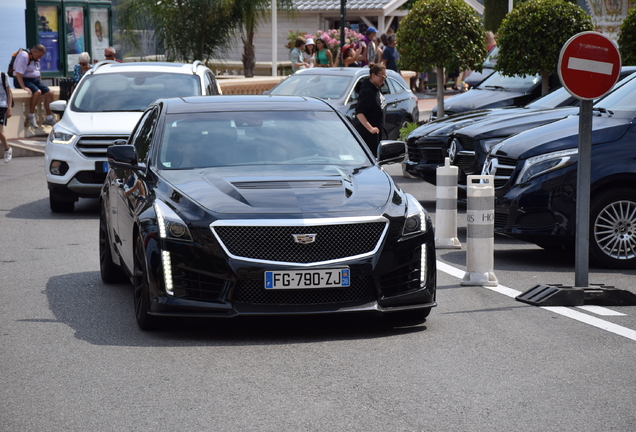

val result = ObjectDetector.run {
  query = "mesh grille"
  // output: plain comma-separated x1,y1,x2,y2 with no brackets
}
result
76,135,128,159
172,266,226,302
495,212,509,229
231,276,376,305
457,135,475,151
213,222,387,264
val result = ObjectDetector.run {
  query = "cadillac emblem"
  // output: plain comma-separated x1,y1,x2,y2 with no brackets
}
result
292,234,317,244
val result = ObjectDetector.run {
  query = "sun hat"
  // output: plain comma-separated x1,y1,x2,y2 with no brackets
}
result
306,38,315,45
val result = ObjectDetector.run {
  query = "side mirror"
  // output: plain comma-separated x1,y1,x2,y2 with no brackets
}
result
377,140,405,164
50,100,67,117
107,145,140,169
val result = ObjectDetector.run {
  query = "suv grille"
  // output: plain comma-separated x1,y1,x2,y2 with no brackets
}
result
231,276,376,305
76,135,128,159
212,222,387,264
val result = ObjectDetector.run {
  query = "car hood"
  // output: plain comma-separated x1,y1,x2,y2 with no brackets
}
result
434,88,529,114
456,107,578,140
58,111,144,136
160,164,393,215
496,115,632,160
410,106,524,139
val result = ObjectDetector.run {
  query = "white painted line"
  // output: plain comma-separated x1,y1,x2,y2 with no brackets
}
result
543,307,636,341
576,305,627,316
436,260,636,342
567,57,613,75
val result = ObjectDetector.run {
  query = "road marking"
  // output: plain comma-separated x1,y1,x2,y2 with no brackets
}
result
567,57,614,75
576,305,626,316
436,260,636,342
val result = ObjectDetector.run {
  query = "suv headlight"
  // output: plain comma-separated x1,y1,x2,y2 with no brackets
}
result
402,194,428,237
154,200,193,242
49,128,76,145
516,148,578,185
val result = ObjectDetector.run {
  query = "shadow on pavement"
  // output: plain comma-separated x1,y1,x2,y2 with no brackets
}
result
42,271,427,347
5,197,99,220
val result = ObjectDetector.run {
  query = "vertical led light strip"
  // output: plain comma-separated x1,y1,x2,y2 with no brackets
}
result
420,246,427,286
155,203,174,295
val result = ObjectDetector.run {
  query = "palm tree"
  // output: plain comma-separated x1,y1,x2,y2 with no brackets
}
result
231,0,295,78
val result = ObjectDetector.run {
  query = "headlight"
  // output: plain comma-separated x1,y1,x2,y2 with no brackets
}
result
402,194,427,237
516,148,578,185
480,138,503,153
49,128,76,145
153,200,193,242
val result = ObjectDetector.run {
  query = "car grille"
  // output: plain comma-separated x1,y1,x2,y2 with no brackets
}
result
171,265,227,302
378,246,423,296
495,211,509,230
456,135,475,151
484,155,517,188
212,222,387,264
75,135,128,159
231,276,376,305
517,212,556,230
406,137,446,164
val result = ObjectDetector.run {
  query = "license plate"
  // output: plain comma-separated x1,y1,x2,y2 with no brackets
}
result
264,268,350,289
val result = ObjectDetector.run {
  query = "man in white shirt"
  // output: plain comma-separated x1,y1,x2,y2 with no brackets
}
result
12,45,56,128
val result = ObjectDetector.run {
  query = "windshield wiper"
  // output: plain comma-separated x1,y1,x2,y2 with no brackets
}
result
484,85,509,91
593,107,614,116
100,109,146,112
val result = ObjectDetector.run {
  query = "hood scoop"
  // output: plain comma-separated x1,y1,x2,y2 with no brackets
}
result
232,180,343,190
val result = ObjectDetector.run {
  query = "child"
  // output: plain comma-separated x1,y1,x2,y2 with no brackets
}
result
0,71,13,163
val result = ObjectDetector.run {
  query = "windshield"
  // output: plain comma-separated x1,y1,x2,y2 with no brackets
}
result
483,46,498,68
478,71,540,91
269,74,352,99
71,72,200,112
593,73,636,117
159,110,371,169
526,87,574,109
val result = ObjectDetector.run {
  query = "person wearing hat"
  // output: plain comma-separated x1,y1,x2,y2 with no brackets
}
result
342,44,364,67
362,27,378,66
303,38,316,68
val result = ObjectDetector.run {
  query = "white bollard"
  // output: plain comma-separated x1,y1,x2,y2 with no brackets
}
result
435,158,461,249
461,175,498,286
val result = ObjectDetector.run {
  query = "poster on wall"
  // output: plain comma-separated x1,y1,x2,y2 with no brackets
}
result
90,8,110,63
65,6,85,72
38,5,60,73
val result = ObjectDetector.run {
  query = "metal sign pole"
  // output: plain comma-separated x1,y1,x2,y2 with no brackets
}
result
340,0,347,53
575,100,592,288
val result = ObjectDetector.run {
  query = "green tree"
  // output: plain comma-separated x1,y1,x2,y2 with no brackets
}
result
116,0,237,62
398,0,486,117
618,6,636,65
229,0,295,78
495,0,593,95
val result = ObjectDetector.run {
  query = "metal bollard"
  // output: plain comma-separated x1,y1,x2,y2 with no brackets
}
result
435,157,461,249
461,175,498,286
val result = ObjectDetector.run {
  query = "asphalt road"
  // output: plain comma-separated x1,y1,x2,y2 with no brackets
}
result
2,156,636,431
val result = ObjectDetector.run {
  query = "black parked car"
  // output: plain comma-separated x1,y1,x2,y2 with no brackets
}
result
431,71,561,118
406,67,636,184
101,95,436,329
486,73,636,268
266,67,419,141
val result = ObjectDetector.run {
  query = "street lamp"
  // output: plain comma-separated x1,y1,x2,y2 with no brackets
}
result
340,0,347,52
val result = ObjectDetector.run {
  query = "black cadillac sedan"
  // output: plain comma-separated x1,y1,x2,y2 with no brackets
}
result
487,73,636,268
265,67,419,141
100,95,436,329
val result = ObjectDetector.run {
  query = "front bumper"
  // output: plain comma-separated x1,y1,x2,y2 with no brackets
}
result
143,226,437,318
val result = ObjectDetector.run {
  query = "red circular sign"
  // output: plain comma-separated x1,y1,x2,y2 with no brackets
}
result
558,32,621,100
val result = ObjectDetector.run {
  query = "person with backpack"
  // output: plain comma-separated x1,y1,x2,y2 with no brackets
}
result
11,45,55,128
0,71,13,163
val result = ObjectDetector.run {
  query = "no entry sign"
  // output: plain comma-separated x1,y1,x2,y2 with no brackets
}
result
558,31,621,100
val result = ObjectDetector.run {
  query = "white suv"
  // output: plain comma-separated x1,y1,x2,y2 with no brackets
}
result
46,61,221,212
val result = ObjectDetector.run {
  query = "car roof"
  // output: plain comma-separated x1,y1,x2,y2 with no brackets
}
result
162,95,336,114
89,61,204,76
290,67,408,87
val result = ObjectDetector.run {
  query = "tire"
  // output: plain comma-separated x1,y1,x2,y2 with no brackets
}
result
99,204,127,284
49,192,74,213
384,307,431,327
590,188,636,269
133,235,160,330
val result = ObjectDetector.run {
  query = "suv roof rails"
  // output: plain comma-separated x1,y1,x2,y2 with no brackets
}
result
191,60,204,74
89,60,119,75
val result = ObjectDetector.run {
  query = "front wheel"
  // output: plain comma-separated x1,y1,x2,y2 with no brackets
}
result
590,188,636,269
133,235,160,330
49,191,74,213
